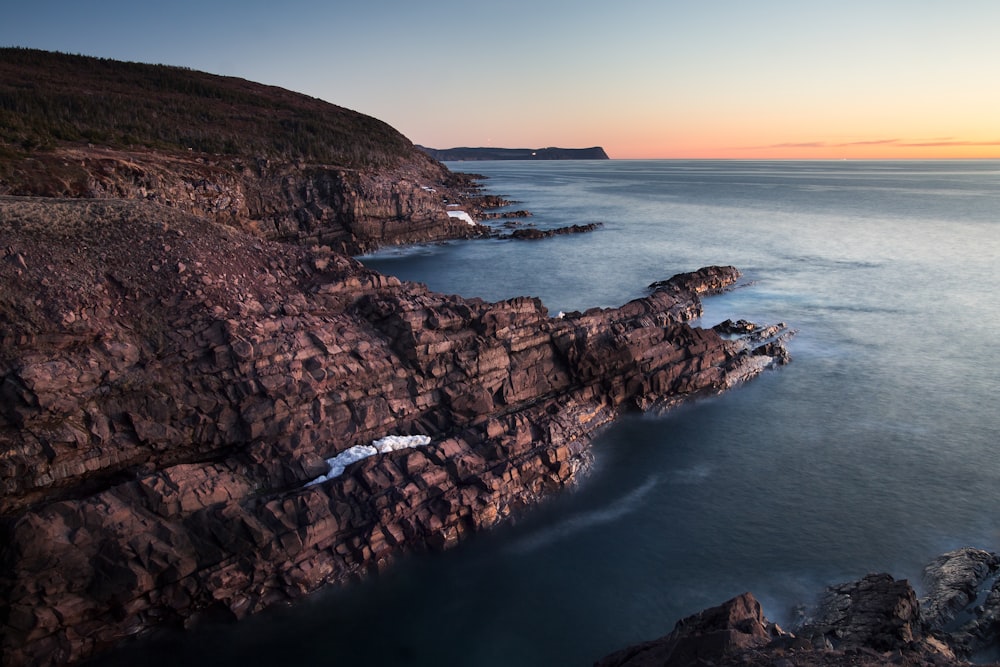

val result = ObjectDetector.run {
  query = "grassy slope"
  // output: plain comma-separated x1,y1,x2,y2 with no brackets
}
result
0,48,418,170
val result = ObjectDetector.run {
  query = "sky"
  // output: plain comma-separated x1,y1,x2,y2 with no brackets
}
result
4,0,1000,159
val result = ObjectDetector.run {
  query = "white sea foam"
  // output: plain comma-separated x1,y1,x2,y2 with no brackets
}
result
447,210,477,226
305,436,431,486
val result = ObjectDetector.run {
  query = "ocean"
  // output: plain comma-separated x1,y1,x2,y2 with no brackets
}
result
95,160,1000,666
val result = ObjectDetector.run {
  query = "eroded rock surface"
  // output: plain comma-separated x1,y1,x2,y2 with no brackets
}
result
0,196,790,665
921,547,1000,631
1,146,489,256
922,547,1000,656
596,593,789,667
798,573,926,652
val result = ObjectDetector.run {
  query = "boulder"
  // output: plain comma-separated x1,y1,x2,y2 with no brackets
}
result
921,547,1000,631
595,593,786,667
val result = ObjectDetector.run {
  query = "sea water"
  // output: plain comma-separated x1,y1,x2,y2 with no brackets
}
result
94,160,1000,666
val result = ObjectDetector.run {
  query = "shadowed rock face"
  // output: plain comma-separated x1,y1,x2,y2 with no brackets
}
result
921,547,1000,656
596,593,789,667
0,197,790,665
0,49,497,257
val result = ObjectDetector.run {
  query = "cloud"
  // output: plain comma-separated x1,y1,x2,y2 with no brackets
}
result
766,141,829,149
838,139,903,147
748,137,1000,150
896,138,1000,147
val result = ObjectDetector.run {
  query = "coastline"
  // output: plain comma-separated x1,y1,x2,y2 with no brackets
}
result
0,192,791,665
6,49,996,667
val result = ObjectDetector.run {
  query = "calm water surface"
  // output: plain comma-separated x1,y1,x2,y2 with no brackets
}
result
96,160,1000,666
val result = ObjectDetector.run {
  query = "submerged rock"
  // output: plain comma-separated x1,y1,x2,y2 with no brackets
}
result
504,222,602,239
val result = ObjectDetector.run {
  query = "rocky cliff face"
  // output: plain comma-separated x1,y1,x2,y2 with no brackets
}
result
1,145,486,255
2,49,498,257
0,196,791,665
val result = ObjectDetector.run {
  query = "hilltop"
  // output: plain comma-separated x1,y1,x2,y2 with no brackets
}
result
0,48,488,254
0,48,414,168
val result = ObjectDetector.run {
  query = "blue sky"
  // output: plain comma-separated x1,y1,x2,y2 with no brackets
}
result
4,1,1000,158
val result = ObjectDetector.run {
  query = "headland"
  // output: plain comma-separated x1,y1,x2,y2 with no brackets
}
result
0,49,787,665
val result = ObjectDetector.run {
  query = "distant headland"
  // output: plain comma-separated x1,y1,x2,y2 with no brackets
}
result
417,145,610,161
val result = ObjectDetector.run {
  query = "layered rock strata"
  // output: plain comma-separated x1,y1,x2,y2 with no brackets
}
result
0,196,790,665
1,146,488,255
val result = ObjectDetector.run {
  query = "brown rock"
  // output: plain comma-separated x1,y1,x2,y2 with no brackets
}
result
799,573,922,651
595,593,786,667
596,568,989,667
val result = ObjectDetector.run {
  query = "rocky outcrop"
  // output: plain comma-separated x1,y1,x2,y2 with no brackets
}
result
921,548,1000,656
598,550,1000,667
1,49,506,257
797,573,926,652
0,196,790,665
596,593,789,667
921,547,1000,631
505,222,603,240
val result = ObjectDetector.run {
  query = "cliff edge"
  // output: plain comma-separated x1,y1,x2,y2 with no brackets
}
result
0,48,493,255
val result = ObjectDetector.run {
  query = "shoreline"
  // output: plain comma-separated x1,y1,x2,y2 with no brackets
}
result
0,192,791,665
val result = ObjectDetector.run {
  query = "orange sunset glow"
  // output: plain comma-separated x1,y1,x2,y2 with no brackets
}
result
5,2,1000,161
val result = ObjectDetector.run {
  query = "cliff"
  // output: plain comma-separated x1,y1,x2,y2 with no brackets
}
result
417,146,611,161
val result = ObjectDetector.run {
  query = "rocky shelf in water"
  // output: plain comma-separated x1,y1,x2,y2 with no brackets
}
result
501,222,603,240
